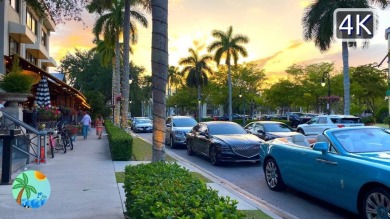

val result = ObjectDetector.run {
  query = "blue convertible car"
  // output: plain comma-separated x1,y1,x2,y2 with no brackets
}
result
259,126,390,219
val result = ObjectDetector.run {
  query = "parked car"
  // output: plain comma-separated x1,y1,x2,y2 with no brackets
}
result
285,112,313,128
165,116,197,149
259,126,390,219
132,117,153,133
244,121,299,141
296,115,364,136
186,121,263,165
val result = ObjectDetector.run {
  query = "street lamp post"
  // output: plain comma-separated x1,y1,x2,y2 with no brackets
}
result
239,91,246,126
321,72,331,115
128,78,132,120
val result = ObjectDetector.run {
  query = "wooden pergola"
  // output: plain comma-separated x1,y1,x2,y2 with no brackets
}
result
3,55,91,110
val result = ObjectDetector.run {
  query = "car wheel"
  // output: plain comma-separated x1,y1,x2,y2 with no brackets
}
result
264,158,286,191
297,128,305,135
170,136,176,149
186,140,194,156
209,145,220,166
361,187,390,219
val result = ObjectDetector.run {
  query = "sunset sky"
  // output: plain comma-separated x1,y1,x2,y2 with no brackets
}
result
50,0,390,84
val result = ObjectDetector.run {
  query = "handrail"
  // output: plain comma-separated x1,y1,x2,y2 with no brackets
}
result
1,110,46,135
0,109,47,164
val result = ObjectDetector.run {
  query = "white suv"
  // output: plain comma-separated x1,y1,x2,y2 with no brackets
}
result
296,115,364,136
165,116,197,149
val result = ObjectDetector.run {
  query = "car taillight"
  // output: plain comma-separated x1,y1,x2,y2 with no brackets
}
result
337,124,345,128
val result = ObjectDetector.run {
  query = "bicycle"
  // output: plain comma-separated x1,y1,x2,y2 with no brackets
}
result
61,124,74,150
47,126,66,158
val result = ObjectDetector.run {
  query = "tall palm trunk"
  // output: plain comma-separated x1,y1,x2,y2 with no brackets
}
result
151,0,168,162
122,0,130,128
227,62,232,121
197,85,201,122
114,34,121,125
111,58,116,122
342,42,350,115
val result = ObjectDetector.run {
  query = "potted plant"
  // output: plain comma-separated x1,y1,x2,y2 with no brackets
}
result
0,56,34,103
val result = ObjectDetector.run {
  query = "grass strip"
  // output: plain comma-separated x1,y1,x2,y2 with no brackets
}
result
132,137,175,161
115,172,125,183
241,210,272,219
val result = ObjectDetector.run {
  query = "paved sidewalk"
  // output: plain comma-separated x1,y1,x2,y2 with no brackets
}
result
0,130,123,219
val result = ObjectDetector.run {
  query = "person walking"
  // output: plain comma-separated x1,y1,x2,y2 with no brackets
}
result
80,110,91,140
95,114,104,139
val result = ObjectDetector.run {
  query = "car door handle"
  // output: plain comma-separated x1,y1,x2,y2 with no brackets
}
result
316,158,338,165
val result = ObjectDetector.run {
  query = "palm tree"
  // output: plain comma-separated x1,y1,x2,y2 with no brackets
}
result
208,26,249,121
88,0,148,126
12,173,37,205
302,0,388,115
151,0,168,162
179,48,213,121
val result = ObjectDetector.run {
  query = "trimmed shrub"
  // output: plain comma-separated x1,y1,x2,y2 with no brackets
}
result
105,121,133,160
124,162,245,219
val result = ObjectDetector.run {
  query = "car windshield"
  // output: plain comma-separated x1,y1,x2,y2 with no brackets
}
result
208,123,247,135
263,123,292,132
137,119,151,123
330,118,361,123
173,117,197,127
333,128,390,153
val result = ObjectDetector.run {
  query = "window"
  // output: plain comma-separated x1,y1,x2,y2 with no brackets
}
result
41,30,47,46
9,0,19,12
26,11,37,34
9,37,19,55
318,117,328,124
26,52,37,65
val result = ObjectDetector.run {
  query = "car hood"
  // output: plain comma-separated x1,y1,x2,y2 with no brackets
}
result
213,134,261,145
173,127,193,133
268,132,299,137
352,152,390,166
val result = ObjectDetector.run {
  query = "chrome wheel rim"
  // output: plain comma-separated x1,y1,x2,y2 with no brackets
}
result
170,137,174,148
366,192,390,219
265,160,278,189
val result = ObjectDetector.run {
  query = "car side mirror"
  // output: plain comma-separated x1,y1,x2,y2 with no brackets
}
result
166,124,171,127
313,142,328,153
199,131,209,137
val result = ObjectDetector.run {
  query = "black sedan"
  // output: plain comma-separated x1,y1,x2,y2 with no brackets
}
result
186,121,263,166
244,121,298,141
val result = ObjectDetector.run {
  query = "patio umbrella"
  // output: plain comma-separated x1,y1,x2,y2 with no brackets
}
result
35,76,51,107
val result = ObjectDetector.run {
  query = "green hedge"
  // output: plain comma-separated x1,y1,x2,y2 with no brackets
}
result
124,162,245,219
105,121,133,160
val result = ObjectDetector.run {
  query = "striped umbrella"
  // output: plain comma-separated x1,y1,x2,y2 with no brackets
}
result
35,76,51,107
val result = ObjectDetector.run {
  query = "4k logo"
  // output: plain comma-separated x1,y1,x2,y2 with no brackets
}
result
334,8,376,40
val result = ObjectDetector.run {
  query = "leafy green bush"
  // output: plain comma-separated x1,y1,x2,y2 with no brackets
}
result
105,121,133,160
383,116,390,128
361,116,376,124
124,162,245,219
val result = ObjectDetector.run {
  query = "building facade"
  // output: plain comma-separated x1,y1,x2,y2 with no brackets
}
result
0,0,90,110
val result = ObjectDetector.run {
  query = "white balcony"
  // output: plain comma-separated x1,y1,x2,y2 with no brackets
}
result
41,57,57,67
8,21,36,44
25,43,49,60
